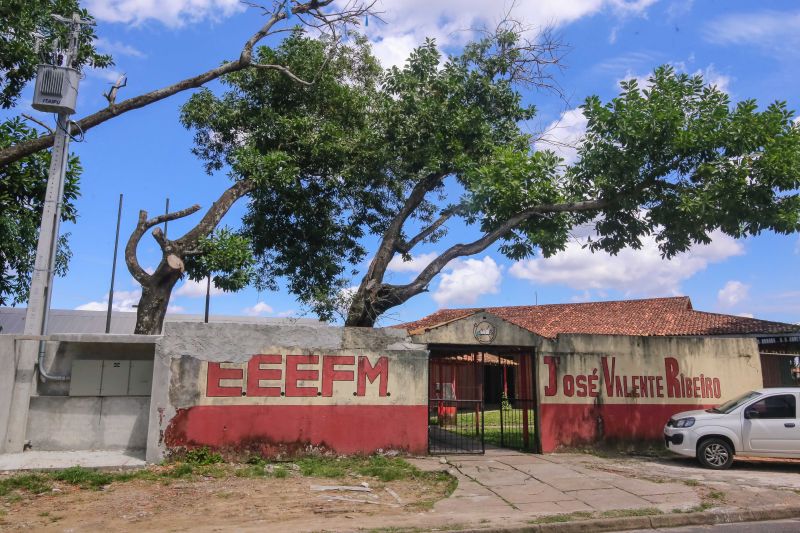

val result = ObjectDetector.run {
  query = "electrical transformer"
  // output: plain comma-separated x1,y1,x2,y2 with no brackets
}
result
32,64,80,114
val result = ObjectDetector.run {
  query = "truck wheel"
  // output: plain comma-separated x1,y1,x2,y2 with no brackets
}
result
697,438,734,470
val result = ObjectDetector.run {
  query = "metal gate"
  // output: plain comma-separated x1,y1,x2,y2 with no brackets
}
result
496,398,537,452
428,398,484,454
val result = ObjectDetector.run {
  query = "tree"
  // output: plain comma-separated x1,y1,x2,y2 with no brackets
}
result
0,0,111,109
0,118,80,306
342,56,800,326
126,34,382,334
0,0,376,167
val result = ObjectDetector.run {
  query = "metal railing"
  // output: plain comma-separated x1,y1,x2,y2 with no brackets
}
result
428,399,484,454
498,398,537,452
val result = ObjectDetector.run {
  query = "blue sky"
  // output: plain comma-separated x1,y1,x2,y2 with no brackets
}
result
6,0,800,325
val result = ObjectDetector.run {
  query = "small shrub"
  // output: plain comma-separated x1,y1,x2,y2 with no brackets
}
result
184,447,223,465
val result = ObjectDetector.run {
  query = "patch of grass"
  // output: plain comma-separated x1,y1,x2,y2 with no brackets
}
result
529,511,593,524
683,479,700,487
166,463,195,478
600,508,663,518
528,508,662,525
272,466,288,479
195,464,228,478
51,466,115,490
674,502,714,514
0,473,52,497
234,464,267,478
707,490,725,500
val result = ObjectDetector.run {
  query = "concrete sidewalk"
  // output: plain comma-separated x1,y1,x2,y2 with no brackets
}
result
0,450,145,471
409,448,700,526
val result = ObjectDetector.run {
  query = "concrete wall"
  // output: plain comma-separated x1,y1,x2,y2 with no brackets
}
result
0,334,157,454
537,334,763,451
147,323,429,462
27,396,150,450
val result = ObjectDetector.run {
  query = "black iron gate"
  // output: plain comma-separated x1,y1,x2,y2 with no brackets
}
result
496,398,537,452
428,399,485,454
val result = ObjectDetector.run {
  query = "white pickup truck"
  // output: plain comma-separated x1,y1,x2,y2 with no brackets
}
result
663,388,800,469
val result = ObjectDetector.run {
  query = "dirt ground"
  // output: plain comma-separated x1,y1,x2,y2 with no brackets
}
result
0,470,453,532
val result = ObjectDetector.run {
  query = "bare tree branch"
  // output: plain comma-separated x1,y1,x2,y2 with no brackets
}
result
0,0,377,167
396,198,607,299
395,204,464,254
21,113,53,134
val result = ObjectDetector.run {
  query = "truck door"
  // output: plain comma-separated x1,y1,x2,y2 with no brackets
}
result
742,393,799,454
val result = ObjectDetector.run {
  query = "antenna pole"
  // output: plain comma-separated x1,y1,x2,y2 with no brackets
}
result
164,198,169,238
106,194,124,333
204,276,211,323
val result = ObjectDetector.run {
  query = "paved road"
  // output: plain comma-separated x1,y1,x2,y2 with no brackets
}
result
626,517,800,532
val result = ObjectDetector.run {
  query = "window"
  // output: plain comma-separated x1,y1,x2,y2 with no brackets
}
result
747,394,797,419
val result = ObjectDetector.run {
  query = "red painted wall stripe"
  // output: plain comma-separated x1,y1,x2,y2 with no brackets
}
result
539,403,713,452
165,405,428,455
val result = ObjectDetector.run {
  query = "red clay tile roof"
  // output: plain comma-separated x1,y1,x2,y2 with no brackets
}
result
397,297,800,339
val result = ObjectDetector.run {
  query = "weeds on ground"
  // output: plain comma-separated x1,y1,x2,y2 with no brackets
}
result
600,508,662,518
528,507,662,525
529,511,593,524
683,479,700,486
707,490,725,501
0,453,456,505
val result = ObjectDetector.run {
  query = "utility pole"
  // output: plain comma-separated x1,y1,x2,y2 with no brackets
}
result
4,13,92,453
25,12,92,356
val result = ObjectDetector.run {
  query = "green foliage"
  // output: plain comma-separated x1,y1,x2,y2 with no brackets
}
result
182,33,384,319
182,447,224,466
570,65,800,257
0,117,79,307
183,227,256,293
0,0,112,108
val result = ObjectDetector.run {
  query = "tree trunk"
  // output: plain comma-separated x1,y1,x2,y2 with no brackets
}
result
134,267,183,335
344,284,406,327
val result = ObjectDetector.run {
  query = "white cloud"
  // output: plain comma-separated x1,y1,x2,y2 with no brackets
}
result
76,289,141,312
86,0,244,27
432,256,502,307
276,310,297,318
717,280,750,308
705,10,800,53
387,252,438,274
509,230,745,296
534,108,587,165
175,277,225,298
736,312,754,319
243,301,274,316
347,0,656,67
94,37,145,58
167,304,186,313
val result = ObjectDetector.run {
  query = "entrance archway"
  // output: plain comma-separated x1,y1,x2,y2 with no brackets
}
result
427,345,540,454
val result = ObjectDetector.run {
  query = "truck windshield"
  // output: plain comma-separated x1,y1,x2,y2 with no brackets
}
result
708,391,762,414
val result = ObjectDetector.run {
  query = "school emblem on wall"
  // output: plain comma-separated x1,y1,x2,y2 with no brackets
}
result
473,321,497,344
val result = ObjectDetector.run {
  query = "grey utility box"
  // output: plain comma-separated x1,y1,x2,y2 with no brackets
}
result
69,359,154,396
32,64,80,114
100,360,130,396
69,360,103,396
128,360,154,396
